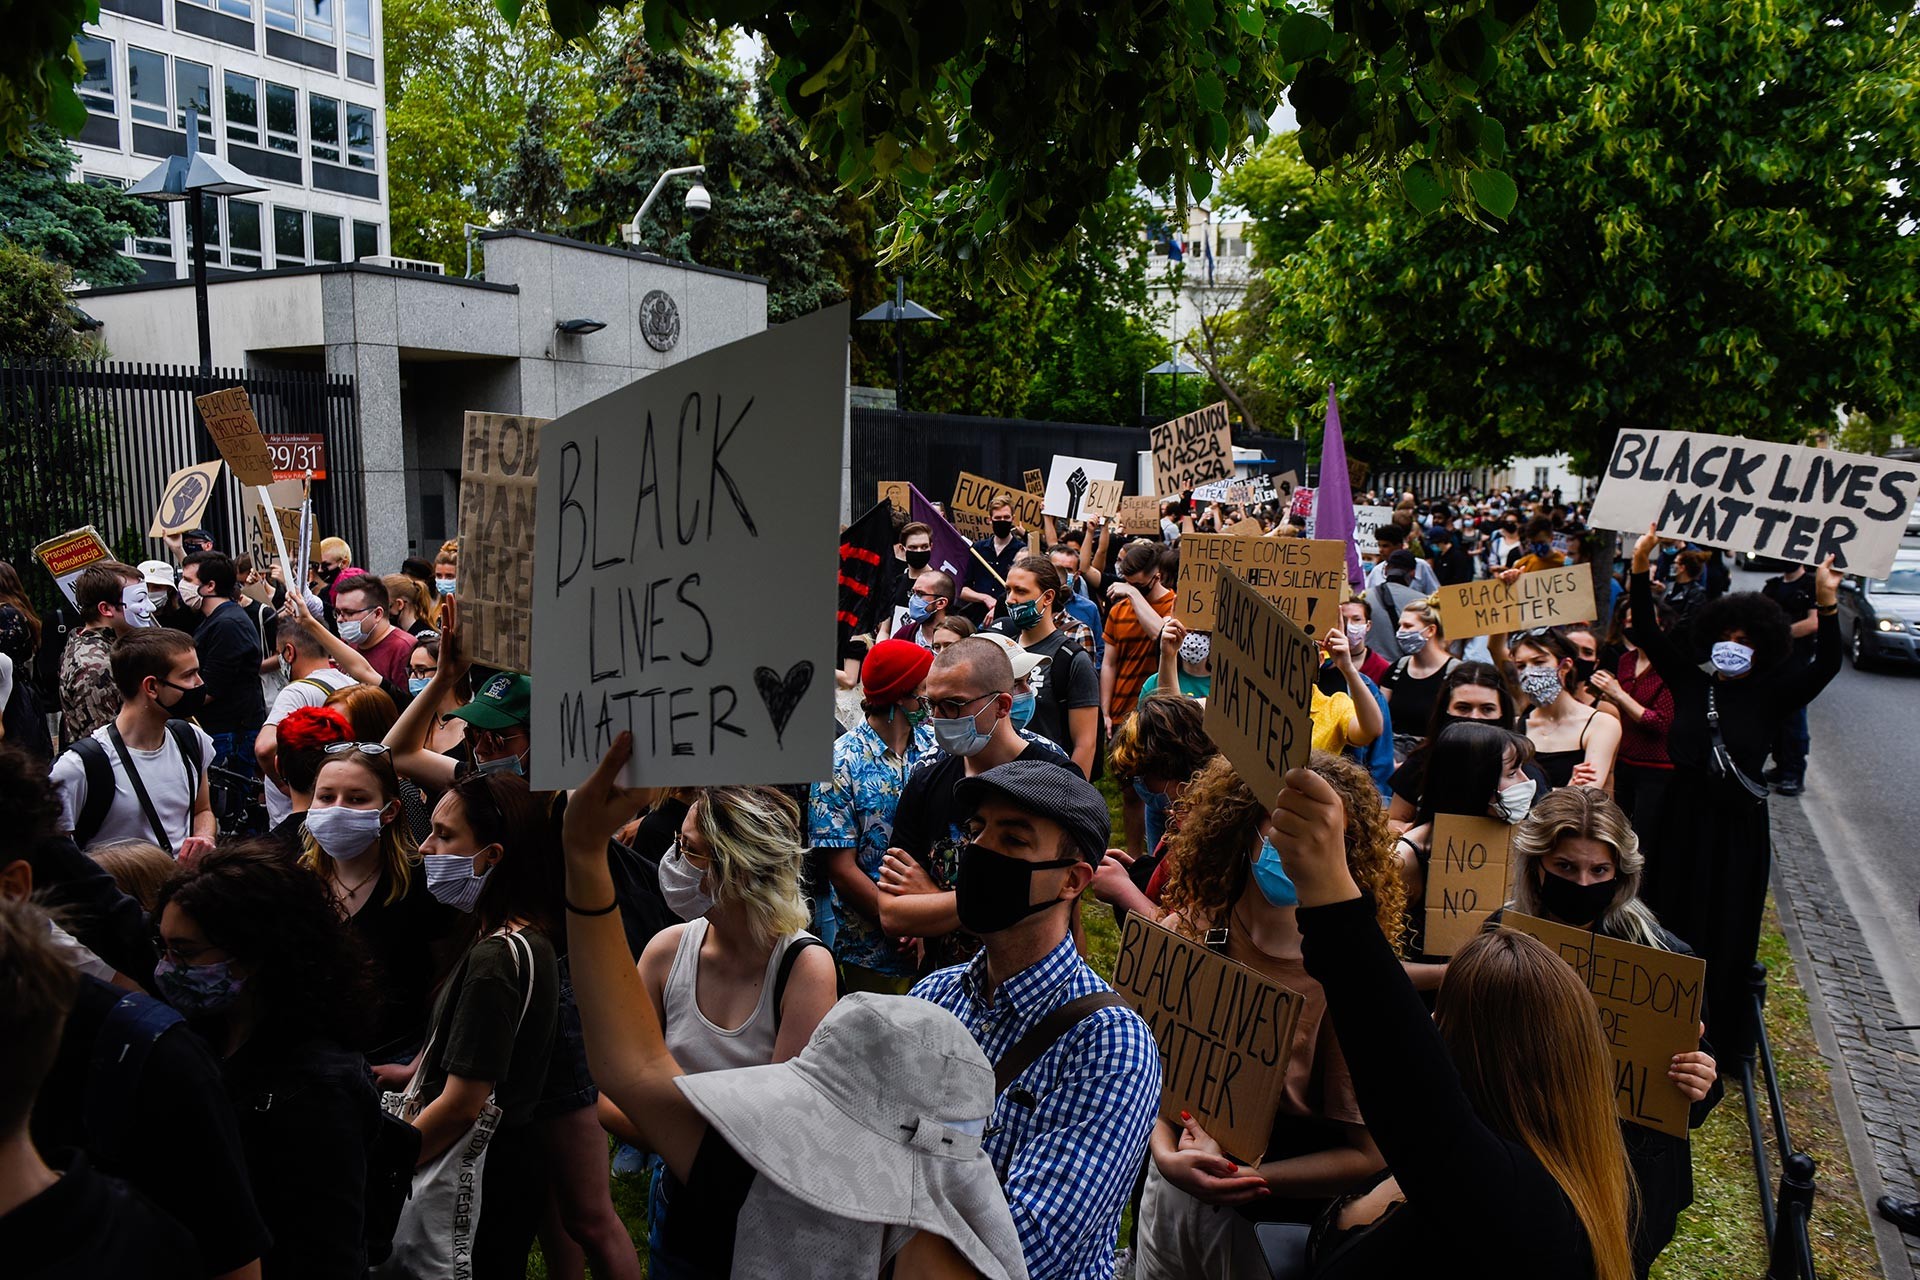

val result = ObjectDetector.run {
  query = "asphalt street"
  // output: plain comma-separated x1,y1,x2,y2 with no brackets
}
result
1734,566,1920,1031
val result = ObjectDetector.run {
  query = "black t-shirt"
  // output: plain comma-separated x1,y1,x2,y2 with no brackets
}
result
193,598,268,735
31,979,271,1275
349,866,466,1059
1380,658,1457,743
3,1150,201,1280
1763,572,1817,661
657,1128,759,1275
889,740,1080,861
995,627,1100,758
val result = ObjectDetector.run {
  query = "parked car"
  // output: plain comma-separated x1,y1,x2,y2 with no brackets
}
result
1836,552,1920,669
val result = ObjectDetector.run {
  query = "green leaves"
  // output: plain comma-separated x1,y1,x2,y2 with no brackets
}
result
1558,0,1597,43
1467,168,1518,218
1279,12,1333,63
1195,71,1226,113
1402,163,1447,215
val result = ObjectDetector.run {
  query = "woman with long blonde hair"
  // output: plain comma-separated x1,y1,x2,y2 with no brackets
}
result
603,783,839,1275
1505,786,1720,1277
1135,752,1401,1280
1266,763,1637,1280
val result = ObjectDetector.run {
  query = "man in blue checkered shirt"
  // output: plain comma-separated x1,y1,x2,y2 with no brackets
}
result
913,760,1161,1280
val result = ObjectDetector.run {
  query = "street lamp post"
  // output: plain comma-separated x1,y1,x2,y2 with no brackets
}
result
857,277,941,413
1145,355,1201,421
129,107,266,375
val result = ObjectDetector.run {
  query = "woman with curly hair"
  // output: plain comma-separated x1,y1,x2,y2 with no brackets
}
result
1627,525,1842,1060
1134,752,1402,1280
153,840,380,1279
1093,693,1219,920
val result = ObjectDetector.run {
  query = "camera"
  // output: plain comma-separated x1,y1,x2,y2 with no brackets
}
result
684,183,711,220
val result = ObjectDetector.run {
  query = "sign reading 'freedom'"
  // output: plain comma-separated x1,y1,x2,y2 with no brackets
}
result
1589,429,1920,578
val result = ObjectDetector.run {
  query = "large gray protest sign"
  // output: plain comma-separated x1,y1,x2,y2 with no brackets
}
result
1589,428,1920,578
530,306,846,791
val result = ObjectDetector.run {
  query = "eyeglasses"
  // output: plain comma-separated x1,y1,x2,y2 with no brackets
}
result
334,604,379,621
324,741,391,757
917,690,999,718
410,665,439,678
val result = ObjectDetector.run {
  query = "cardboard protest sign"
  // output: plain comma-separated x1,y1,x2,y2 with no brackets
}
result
148,462,224,538
1118,495,1163,535
457,411,550,674
1150,401,1235,493
1043,455,1119,521
1429,566,1598,640
1589,428,1920,578
530,305,845,791
194,387,276,487
1422,815,1514,956
950,472,1043,541
878,481,912,511
33,527,113,609
1023,468,1046,498
1351,505,1395,551
1084,479,1125,519
1205,570,1319,810
1112,912,1305,1164
1174,534,1347,636
240,479,305,574
1193,474,1280,506
1225,517,1264,538
1504,913,1708,1138
1272,471,1300,508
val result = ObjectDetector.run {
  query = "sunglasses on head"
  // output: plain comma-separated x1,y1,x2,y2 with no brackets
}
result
323,741,391,757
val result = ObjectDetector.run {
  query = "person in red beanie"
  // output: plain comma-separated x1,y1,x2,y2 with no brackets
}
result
264,705,354,852
808,638,938,993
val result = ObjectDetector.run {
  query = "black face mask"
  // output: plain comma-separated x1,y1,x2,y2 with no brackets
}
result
319,564,342,581
1537,868,1617,928
991,520,1014,539
1571,656,1597,686
954,842,1077,935
904,549,931,571
160,679,207,720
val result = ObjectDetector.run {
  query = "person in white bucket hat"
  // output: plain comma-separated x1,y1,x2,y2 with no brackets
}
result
562,730,1029,1280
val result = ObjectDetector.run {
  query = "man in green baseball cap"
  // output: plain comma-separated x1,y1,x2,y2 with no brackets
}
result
445,671,532,778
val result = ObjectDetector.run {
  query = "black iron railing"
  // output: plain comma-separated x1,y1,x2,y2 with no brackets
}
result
1745,962,1820,1280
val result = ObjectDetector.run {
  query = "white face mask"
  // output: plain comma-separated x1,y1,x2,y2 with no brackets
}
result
305,804,386,861
1493,778,1538,825
1710,640,1754,676
337,618,365,646
657,841,715,921
423,851,489,912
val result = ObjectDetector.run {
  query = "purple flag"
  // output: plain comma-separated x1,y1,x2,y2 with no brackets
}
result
909,484,972,584
1318,385,1364,589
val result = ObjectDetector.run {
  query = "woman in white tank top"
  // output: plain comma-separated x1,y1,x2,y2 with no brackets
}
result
600,785,839,1276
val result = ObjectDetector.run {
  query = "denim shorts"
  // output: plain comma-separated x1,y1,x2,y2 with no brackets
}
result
530,966,598,1120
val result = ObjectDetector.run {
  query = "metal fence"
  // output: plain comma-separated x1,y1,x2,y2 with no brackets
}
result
0,360,362,609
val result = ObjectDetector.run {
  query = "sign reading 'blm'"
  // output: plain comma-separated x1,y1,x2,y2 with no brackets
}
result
1112,912,1304,1165
1504,913,1707,1138
1204,570,1319,811
458,412,549,674
1422,814,1514,956
530,305,846,791
1428,566,1598,640
1589,428,1920,578
1150,401,1235,493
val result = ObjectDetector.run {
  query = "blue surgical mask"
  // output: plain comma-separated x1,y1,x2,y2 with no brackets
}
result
154,956,247,1017
472,751,526,779
1251,839,1299,908
1010,691,1036,729
932,704,997,758
907,596,934,623
436,577,456,595
337,618,365,646
409,676,432,698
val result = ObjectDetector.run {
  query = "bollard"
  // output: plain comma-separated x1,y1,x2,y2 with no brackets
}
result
1766,1152,1818,1280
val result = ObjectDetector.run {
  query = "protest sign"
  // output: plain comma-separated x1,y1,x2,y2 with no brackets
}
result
877,481,912,511
265,434,328,480
950,471,1044,541
240,479,305,573
1023,468,1046,498
1118,495,1163,535
457,411,549,674
1272,471,1300,508
1112,912,1305,1164
1043,455,1119,521
147,462,224,538
1084,479,1125,519
1588,428,1920,578
1291,487,1314,527
1505,913,1708,1138
33,527,113,609
1193,474,1280,506
1351,505,1395,550
1429,566,1598,639
1225,517,1264,538
1422,815,1514,956
530,304,845,791
1174,534,1347,636
1150,401,1235,493
194,387,276,487
1205,570,1319,810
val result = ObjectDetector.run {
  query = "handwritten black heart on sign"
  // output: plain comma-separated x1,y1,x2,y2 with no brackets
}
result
754,662,813,746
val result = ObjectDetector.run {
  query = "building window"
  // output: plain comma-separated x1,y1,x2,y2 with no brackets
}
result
265,83,298,154
352,219,379,260
228,199,263,269
78,37,115,115
310,94,339,163
344,0,372,54
273,206,305,264
264,0,294,31
266,0,331,38
224,73,257,146
189,195,222,267
345,103,374,170
128,48,168,126
312,213,342,263
175,61,213,137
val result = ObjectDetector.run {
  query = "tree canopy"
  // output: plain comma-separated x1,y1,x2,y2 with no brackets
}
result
1223,0,1920,471
0,125,151,287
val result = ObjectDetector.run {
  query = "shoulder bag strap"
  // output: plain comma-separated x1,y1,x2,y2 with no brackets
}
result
771,936,840,1034
105,725,176,856
993,991,1127,1096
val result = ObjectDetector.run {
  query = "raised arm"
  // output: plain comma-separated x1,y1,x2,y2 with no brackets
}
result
280,591,381,686
1777,556,1844,709
382,596,462,793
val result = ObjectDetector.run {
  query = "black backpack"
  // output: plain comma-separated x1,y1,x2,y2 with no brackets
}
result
64,721,204,850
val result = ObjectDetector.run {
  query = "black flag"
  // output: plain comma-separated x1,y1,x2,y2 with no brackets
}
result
837,500,899,648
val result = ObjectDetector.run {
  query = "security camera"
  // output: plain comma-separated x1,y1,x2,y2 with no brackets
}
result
684,183,711,220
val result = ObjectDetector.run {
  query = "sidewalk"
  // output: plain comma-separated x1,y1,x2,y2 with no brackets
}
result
1771,791,1920,1279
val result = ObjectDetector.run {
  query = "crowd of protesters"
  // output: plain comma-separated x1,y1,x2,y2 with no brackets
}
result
0,470,1855,1280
